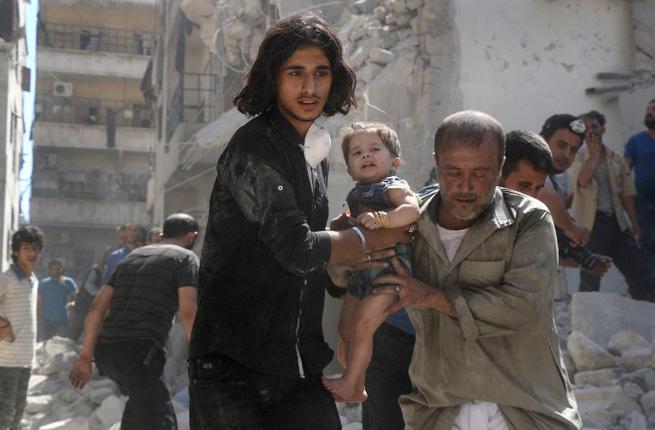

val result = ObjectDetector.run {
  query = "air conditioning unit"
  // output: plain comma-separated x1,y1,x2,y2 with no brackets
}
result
53,81,74,97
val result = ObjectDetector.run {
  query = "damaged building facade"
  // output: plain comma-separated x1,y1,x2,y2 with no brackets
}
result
31,0,158,276
0,0,29,269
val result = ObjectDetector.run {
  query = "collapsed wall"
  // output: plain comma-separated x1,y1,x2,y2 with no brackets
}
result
179,0,462,191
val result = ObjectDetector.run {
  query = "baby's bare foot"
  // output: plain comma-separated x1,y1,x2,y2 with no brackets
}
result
322,377,367,403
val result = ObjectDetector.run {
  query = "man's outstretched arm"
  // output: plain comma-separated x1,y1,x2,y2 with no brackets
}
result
69,284,113,389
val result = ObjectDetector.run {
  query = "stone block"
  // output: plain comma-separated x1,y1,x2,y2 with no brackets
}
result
567,331,616,371
574,368,621,387
373,6,387,21
40,418,90,430
609,330,653,356
25,394,54,414
89,386,115,405
580,409,618,428
369,48,394,65
624,382,646,400
91,395,123,427
622,349,655,372
406,0,423,10
641,391,655,415
575,386,642,416
625,410,647,430
571,293,655,348
358,62,383,83
352,0,378,15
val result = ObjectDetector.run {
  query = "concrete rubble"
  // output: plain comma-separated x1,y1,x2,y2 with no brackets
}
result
558,293,655,430
179,0,456,187
21,335,192,430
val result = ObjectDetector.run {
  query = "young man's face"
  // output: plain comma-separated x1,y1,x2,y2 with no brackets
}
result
275,45,333,136
126,224,139,244
583,117,605,140
501,160,547,199
436,141,502,223
546,129,582,173
644,101,655,130
14,242,41,274
49,263,63,279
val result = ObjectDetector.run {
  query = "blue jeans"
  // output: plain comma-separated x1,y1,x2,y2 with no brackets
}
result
636,194,655,257
95,340,177,430
579,212,653,301
0,367,30,430
188,353,341,430
38,320,68,342
362,322,415,430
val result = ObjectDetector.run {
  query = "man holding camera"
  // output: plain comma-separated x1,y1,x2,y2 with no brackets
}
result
568,110,653,301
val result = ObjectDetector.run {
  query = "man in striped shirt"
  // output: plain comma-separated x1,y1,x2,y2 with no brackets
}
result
0,226,44,430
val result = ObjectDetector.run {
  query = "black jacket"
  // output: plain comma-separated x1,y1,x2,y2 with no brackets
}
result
189,108,334,377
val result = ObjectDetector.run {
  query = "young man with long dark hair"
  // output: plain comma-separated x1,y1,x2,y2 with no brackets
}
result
188,13,408,430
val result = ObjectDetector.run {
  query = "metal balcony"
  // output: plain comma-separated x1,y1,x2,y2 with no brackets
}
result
166,73,217,141
38,21,156,56
36,95,153,128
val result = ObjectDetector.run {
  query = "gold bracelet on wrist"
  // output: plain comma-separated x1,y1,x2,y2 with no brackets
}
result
376,211,391,228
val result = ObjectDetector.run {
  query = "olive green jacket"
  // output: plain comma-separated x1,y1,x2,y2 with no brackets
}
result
401,187,581,430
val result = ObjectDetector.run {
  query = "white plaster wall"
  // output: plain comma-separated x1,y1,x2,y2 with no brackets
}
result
454,0,633,154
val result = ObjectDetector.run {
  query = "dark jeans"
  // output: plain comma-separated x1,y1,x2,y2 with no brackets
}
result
38,320,68,342
0,367,31,430
67,287,95,341
636,194,655,257
579,212,653,301
363,322,415,430
188,354,341,430
95,340,177,430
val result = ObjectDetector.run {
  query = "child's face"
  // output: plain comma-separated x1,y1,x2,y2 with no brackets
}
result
346,131,400,183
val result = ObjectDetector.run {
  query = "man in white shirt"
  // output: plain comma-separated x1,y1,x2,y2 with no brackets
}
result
0,226,44,430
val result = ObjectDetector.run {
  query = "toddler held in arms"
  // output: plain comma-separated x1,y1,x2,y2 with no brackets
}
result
323,122,420,403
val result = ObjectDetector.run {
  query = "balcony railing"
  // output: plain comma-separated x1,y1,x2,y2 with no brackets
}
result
38,21,157,56
36,96,153,128
166,73,217,141
32,167,148,202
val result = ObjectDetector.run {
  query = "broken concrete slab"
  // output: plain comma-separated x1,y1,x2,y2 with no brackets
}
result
567,331,617,371
574,368,622,387
571,293,655,348
574,386,642,416
39,418,90,430
608,330,653,356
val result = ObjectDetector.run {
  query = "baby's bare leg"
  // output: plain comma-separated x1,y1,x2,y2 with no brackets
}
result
323,293,397,402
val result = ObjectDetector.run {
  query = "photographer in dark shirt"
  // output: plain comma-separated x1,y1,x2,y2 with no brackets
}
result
187,13,409,430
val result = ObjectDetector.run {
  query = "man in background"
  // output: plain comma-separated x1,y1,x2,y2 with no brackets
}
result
568,110,653,301
37,259,77,341
69,213,200,430
625,99,655,264
0,226,45,430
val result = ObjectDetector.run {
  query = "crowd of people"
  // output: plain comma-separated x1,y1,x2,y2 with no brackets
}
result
0,11,654,430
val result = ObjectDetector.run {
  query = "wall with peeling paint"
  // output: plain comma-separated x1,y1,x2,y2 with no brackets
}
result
454,0,634,154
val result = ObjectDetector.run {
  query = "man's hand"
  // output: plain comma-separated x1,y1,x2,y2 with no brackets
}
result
372,258,455,317
585,131,602,158
563,221,590,247
69,356,94,389
329,213,356,231
583,254,612,277
630,223,642,246
0,321,15,342
364,225,414,251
